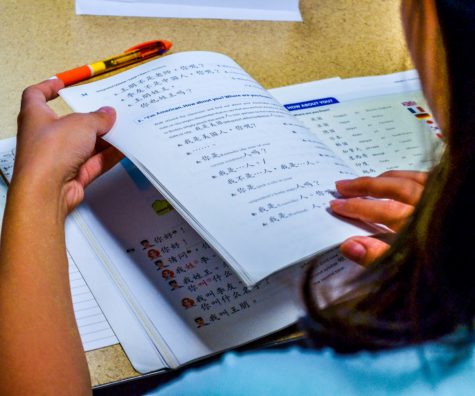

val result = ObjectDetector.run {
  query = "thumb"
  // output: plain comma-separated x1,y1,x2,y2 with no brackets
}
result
89,106,116,136
340,236,390,267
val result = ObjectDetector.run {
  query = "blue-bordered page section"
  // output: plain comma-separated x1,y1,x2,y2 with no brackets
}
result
271,70,442,176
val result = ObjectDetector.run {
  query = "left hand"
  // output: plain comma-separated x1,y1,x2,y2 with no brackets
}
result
329,170,427,266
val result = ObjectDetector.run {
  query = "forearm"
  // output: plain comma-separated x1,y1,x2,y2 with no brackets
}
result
0,178,91,395
0,79,118,395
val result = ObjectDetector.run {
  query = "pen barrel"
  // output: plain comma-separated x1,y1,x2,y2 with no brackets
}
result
90,52,141,76
56,65,92,86
55,41,172,86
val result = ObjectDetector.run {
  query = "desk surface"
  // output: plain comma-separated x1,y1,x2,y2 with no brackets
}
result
0,0,411,387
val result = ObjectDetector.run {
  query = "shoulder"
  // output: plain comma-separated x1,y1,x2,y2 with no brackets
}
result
150,342,475,396
151,347,346,396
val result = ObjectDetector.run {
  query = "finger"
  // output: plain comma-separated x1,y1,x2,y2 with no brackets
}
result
18,79,65,125
335,176,424,205
87,138,113,161
21,79,65,106
340,236,390,267
330,197,413,231
94,137,113,153
65,106,116,138
378,170,428,185
76,146,124,188
91,107,116,137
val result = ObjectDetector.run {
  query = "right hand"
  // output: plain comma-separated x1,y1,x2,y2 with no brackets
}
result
13,78,123,215
329,170,428,266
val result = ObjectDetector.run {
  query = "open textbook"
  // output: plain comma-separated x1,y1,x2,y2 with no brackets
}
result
60,51,441,287
51,52,443,373
0,52,442,374
0,134,365,374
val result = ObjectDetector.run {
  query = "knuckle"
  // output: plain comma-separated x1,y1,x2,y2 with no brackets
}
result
17,109,26,124
339,177,373,195
342,198,365,214
359,176,373,183
17,106,35,127
399,181,422,202
379,170,398,177
397,182,413,197
67,112,93,127
64,113,100,135
353,176,372,185
358,176,375,193
18,101,35,117
21,86,35,101
20,85,42,105
19,86,41,115
385,200,412,218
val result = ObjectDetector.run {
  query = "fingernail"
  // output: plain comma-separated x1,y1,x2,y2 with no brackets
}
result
342,240,366,262
98,106,115,115
335,179,351,188
329,199,346,208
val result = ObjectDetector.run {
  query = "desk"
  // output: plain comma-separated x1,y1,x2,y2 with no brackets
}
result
0,0,411,388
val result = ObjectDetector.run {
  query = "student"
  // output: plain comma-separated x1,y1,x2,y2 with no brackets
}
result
0,0,474,395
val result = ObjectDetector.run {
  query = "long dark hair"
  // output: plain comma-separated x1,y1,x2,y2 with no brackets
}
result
302,0,475,352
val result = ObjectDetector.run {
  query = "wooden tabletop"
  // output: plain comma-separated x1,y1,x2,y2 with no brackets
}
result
0,0,411,387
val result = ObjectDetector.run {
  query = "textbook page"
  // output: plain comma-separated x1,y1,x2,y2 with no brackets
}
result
68,158,364,371
0,137,119,352
271,74,442,176
60,51,374,286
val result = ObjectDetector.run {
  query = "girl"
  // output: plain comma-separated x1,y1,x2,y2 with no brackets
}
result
1,0,474,394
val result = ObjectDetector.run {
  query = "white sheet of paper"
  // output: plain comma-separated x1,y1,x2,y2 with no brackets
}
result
75,0,302,21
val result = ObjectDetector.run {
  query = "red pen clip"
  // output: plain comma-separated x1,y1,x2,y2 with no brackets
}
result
125,40,173,59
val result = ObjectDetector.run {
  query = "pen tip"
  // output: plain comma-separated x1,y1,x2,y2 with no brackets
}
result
162,40,173,51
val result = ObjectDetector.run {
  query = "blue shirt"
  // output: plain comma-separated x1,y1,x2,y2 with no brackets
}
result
149,338,475,395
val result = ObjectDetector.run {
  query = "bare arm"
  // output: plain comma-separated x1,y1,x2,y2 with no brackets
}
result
0,79,121,395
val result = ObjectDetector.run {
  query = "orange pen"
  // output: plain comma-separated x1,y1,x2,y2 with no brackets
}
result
54,40,173,86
